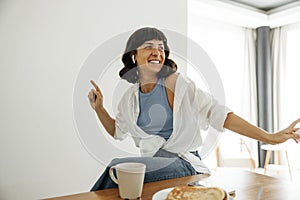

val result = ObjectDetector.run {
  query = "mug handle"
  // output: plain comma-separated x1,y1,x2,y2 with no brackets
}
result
109,166,118,184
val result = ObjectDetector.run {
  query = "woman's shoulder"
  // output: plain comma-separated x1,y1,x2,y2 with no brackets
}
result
165,72,179,92
165,73,194,89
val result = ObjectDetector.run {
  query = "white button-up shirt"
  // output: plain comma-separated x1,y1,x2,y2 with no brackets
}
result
114,73,231,173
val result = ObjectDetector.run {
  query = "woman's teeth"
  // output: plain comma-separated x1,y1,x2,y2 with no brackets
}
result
149,60,160,64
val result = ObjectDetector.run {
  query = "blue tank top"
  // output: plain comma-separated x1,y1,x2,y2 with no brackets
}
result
137,78,173,140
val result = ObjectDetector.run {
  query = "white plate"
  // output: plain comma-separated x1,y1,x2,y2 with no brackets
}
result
152,187,173,200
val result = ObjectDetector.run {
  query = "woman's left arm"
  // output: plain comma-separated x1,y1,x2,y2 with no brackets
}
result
224,112,300,144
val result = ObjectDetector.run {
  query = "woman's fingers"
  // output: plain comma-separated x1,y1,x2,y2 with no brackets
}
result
90,80,101,92
88,90,95,101
293,127,300,133
293,138,298,144
288,118,300,129
88,81,104,111
291,127,300,143
90,80,103,99
293,134,300,143
272,118,300,144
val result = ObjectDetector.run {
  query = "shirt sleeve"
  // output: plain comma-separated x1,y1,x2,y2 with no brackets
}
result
114,111,129,140
189,81,232,132
113,92,130,141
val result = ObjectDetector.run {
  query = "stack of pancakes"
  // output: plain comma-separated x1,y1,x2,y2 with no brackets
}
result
166,186,227,200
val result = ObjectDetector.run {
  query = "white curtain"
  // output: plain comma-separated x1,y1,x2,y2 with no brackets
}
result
269,27,288,165
273,23,300,167
272,23,300,130
242,28,258,166
271,26,287,132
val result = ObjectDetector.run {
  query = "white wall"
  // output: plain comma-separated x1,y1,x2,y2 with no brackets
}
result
0,0,187,199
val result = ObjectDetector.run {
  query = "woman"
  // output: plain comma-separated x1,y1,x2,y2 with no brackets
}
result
88,27,300,190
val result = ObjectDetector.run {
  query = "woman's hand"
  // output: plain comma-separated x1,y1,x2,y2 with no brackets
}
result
224,113,300,145
88,80,116,136
88,80,104,111
271,118,300,144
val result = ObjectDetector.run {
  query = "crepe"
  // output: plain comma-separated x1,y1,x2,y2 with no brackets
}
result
166,186,227,200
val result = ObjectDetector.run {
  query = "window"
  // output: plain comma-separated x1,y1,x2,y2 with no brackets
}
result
279,24,300,168
188,9,257,168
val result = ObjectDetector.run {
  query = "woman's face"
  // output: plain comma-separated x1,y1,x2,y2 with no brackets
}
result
135,39,165,77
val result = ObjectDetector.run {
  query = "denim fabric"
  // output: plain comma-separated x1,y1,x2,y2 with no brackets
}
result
90,149,202,191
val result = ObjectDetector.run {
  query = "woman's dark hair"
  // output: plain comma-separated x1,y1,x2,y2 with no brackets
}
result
119,27,177,83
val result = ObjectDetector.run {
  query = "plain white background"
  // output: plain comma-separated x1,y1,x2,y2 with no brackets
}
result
0,0,187,199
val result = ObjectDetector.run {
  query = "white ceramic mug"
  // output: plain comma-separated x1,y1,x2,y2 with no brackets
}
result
109,162,146,199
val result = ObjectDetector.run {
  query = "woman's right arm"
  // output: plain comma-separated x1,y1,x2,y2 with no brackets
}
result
88,80,115,137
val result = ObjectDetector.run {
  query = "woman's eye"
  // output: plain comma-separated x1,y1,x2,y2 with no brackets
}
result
144,45,152,49
158,46,164,51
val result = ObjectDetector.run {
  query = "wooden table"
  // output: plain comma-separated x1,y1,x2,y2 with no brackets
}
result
45,168,299,200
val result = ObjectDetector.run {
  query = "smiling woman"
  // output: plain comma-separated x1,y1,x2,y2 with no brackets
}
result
134,40,166,85
87,27,300,191
119,27,177,84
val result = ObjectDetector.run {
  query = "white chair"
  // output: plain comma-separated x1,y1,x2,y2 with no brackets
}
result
261,143,292,180
216,138,256,170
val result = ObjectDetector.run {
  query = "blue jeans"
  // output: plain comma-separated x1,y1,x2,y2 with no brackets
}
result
90,149,202,191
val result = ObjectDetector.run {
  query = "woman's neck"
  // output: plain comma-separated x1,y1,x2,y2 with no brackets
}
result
139,76,158,93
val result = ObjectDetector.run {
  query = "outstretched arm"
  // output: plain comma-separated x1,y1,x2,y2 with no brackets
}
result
88,80,115,137
224,112,300,144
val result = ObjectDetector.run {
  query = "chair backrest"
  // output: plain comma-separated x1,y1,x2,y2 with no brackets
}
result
216,137,256,169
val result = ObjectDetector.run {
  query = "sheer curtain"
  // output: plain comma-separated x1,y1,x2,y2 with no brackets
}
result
242,28,258,166
271,26,287,134
273,23,300,168
187,17,258,167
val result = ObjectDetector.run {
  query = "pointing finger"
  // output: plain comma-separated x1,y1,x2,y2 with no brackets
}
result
90,80,101,92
